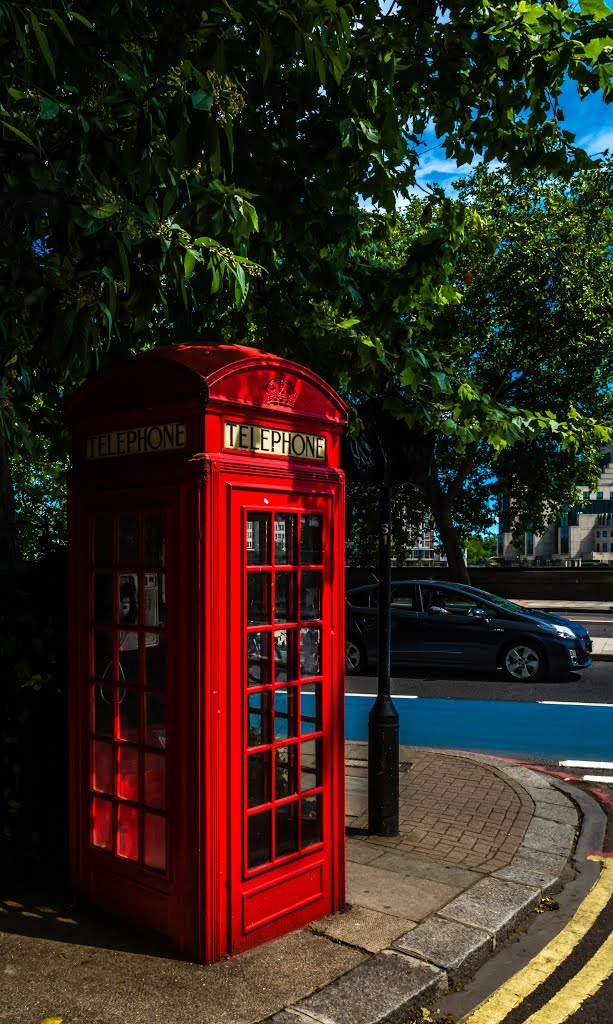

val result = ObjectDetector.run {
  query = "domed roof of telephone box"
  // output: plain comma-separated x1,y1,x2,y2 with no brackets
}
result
65,343,347,426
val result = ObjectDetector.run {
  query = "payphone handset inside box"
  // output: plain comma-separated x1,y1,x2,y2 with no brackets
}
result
119,573,160,650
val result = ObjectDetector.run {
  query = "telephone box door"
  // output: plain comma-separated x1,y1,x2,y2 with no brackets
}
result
228,485,337,952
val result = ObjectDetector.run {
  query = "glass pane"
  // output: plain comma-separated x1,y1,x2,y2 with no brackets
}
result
118,689,139,743
118,574,138,625
145,693,166,748
144,751,165,810
274,628,297,682
247,690,270,748
300,683,321,735
300,571,322,620
118,514,138,565
118,638,139,682
144,812,166,871
275,744,298,799
301,793,322,848
276,802,299,858
94,517,113,566
94,574,113,623
144,512,165,567
93,630,113,680
247,750,271,808
300,514,322,564
117,804,139,860
247,810,271,869
91,740,113,794
275,514,297,564
275,571,296,623
274,686,298,740
93,686,113,737
247,631,271,687
247,572,271,625
145,635,166,689
144,573,165,630
300,738,321,792
246,512,270,565
300,627,321,677
117,744,139,802
92,797,113,850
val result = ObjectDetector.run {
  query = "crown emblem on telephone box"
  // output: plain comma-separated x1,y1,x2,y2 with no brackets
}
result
266,376,298,408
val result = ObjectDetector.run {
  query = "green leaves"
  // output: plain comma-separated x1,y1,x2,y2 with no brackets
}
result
580,0,613,22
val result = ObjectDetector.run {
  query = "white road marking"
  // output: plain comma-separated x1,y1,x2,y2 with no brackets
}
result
345,692,418,699
539,701,613,707
583,775,613,783
559,760,613,769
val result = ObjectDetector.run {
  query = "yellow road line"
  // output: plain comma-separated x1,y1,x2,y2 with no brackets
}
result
521,928,613,1023
459,860,613,1024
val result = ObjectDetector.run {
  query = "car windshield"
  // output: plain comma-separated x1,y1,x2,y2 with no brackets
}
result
451,584,532,615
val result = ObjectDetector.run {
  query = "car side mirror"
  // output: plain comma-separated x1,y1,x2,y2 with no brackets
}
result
469,607,488,620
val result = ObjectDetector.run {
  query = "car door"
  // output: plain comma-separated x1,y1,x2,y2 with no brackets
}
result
418,585,499,670
389,583,423,665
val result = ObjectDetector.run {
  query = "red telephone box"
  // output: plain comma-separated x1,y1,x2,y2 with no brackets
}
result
65,344,347,962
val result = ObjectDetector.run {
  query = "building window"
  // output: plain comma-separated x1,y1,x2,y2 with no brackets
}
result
525,531,534,555
597,543,601,552
604,543,609,553
604,531,608,538
597,491,604,499
583,491,591,500
597,531,601,538
559,515,569,555
610,492,613,500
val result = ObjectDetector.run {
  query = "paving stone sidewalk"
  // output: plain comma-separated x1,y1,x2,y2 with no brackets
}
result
0,744,603,1024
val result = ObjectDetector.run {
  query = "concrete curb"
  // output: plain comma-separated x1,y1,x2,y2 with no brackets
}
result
261,755,606,1024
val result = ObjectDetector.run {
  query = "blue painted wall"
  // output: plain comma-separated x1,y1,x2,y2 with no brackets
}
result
344,695,613,761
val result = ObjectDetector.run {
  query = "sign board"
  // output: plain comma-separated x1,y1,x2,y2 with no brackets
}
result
86,422,186,460
224,421,326,461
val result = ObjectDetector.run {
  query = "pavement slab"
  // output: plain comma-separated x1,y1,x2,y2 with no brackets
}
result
522,817,578,854
438,876,541,943
312,906,415,953
346,860,462,921
393,916,492,984
294,951,448,1024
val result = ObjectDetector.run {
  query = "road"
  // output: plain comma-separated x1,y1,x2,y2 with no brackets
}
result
346,613,613,704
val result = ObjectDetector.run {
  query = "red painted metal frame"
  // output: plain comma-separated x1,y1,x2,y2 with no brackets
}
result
66,344,347,963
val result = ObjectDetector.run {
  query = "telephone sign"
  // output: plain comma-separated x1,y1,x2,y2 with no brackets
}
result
65,343,347,963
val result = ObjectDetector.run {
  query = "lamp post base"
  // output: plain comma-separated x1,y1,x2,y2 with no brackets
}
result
368,694,399,836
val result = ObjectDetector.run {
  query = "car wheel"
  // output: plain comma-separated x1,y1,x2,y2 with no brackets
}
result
501,641,545,682
345,638,366,675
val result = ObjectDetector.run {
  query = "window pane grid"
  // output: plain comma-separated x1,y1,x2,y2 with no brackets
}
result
244,509,325,874
89,510,167,873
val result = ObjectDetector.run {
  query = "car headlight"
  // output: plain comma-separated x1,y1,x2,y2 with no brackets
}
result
551,624,576,639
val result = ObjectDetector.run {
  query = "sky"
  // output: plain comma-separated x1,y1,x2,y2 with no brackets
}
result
410,83,613,196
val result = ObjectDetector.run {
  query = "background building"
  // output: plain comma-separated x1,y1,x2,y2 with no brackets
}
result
498,444,613,564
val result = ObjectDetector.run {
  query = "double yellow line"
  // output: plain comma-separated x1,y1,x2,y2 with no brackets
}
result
460,858,613,1024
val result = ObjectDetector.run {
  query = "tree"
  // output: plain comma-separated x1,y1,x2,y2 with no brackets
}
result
465,534,497,566
379,163,613,580
3,1,613,560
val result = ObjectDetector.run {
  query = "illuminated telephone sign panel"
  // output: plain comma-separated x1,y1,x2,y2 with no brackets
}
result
65,343,347,963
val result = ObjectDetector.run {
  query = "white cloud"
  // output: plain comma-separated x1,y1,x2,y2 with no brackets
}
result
577,124,613,156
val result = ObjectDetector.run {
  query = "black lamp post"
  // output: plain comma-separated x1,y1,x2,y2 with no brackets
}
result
341,395,433,837
368,483,399,835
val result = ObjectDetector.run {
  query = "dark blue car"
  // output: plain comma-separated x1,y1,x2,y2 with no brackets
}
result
345,580,593,681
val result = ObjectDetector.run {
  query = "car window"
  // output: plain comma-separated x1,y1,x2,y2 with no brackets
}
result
348,588,378,608
421,586,481,616
446,596,481,615
391,584,418,609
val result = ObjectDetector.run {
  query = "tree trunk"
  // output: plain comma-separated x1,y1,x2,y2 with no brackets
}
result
0,435,19,566
432,504,470,584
